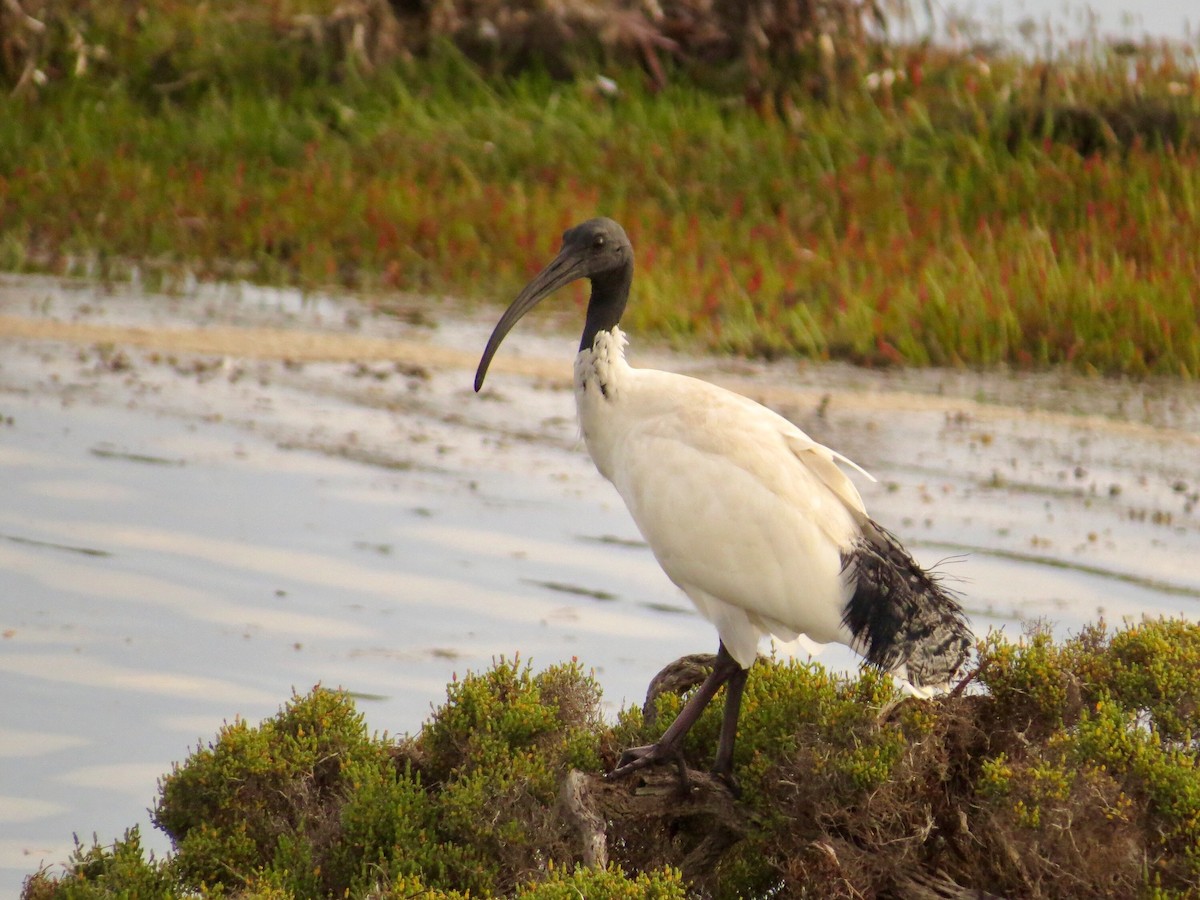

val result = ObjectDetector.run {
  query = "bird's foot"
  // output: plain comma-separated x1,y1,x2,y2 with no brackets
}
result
608,742,689,787
712,766,742,799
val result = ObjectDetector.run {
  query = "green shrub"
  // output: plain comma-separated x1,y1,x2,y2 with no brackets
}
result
151,685,390,894
23,621,1200,899
21,829,176,899
517,862,686,899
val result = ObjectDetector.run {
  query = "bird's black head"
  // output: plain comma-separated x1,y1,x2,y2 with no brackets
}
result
474,217,635,391
559,217,632,280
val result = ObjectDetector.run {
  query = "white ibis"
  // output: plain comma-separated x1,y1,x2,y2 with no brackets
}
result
474,218,972,781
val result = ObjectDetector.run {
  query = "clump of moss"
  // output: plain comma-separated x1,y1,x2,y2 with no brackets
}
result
23,621,1200,899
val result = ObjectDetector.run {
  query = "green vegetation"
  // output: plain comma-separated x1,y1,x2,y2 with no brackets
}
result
1,1,1199,374
23,620,1200,898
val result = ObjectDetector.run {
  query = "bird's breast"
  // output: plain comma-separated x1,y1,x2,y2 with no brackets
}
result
573,329,634,482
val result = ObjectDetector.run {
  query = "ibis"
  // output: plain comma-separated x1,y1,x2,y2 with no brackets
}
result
474,218,972,781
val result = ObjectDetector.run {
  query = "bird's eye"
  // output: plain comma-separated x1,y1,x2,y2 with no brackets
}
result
592,235,606,250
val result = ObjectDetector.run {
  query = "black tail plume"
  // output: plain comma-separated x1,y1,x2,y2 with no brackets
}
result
840,520,972,688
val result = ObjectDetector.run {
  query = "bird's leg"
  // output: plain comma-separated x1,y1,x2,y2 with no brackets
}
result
711,664,748,784
609,644,744,780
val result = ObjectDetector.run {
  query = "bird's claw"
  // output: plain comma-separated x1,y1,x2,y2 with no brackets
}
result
608,743,661,778
713,767,742,798
608,742,689,789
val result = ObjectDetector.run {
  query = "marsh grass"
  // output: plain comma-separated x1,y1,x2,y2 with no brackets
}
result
1,3,1198,374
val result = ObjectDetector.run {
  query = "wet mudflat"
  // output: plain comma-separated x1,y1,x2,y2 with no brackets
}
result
1,274,1198,893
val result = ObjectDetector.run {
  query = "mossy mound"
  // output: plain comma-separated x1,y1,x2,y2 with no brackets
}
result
23,620,1200,898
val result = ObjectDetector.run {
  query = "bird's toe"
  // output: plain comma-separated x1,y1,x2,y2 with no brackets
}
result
609,741,694,782
608,743,660,779
609,743,696,795
712,766,742,798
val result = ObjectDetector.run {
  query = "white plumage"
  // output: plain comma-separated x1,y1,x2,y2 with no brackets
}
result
576,328,864,668
475,217,971,781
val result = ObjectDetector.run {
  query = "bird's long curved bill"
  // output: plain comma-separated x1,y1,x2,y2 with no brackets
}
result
474,249,585,391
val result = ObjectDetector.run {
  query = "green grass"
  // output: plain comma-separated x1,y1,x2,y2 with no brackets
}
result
1,9,1199,375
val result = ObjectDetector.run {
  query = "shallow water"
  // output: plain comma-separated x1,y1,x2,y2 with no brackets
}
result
1,274,1198,892
912,0,1194,48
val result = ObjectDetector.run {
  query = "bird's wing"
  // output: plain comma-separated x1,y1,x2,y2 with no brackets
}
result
697,375,875,519
705,381,878,508
781,432,873,520
617,370,875,525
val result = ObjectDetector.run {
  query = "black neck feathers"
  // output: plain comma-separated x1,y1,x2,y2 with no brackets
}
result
579,261,633,352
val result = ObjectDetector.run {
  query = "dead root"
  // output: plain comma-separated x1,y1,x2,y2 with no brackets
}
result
559,766,746,883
